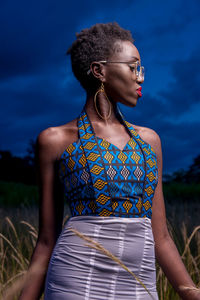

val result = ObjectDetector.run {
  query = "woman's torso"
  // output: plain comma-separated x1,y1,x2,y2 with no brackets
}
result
58,108,158,219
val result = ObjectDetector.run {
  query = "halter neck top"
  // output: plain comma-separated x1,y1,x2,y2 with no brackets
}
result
59,108,158,219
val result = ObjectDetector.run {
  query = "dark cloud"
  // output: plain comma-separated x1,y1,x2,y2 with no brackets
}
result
159,50,200,116
0,0,200,173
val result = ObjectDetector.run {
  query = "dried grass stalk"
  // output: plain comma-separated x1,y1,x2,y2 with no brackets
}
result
69,227,156,300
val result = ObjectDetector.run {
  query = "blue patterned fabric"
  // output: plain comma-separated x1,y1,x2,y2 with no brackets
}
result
59,108,158,219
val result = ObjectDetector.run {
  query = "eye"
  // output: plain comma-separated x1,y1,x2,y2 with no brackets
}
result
129,64,136,72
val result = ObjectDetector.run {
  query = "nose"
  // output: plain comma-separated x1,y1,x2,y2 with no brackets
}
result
136,66,144,83
136,75,144,84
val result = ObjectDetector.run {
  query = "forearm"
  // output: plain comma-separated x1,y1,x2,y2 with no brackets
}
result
19,243,54,300
155,234,199,300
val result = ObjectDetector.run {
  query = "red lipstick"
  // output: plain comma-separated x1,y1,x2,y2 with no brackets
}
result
136,87,142,97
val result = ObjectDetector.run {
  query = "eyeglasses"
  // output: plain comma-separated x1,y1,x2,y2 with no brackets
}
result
87,60,145,81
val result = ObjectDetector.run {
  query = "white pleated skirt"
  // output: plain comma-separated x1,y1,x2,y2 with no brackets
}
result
44,216,158,300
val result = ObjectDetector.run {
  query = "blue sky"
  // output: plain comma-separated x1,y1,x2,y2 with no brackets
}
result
0,0,200,173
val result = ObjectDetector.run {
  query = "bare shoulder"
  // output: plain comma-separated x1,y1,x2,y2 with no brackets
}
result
37,119,79,160
132,124,162,156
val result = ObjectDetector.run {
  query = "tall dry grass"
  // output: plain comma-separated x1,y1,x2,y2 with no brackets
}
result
0,210,199,299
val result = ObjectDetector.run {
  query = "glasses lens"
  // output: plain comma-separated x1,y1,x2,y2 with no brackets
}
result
137,66,144,80
136,63,140,74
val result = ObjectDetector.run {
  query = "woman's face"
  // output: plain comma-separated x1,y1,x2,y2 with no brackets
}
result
103,40,143,107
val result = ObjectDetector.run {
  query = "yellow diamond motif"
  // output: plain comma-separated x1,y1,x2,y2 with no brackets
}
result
76,201,84,214
87,153,100,161
132,130,137,137
143,147,150,155
104,151,114,163
79,155,87,167
147,158,156,168
79,123,90,130
131,152,140,164
128,139,137,149
96,194,110,205
147,171,155,182
94,179,106,190
136,198,142,213
118,152,127,164
143,200,151,211
66,143,75,155
112,201,118,211
82,133,93,140
123,200,132,213
100,139,110,150
145,186,154,196
88,200,97,213
138,138,145,145
99,209,112,216
90,165,104,175
67,157,75,171
84,142,95,150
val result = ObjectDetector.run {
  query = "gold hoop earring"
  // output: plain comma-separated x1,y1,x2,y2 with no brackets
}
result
94,83,112,120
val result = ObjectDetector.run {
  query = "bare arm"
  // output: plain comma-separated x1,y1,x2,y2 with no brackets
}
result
150,132,199,300
19,128,64,300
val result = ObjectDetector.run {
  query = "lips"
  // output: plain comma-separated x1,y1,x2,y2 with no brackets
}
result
136,87,142,97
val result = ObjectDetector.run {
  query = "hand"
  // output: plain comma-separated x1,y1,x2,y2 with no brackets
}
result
179,286,200,300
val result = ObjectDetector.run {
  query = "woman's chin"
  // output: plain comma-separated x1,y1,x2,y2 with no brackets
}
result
117,96,138,107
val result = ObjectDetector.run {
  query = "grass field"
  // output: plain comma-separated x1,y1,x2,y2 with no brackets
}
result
0,181,200,299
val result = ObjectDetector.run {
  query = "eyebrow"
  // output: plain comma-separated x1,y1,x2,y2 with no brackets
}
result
130,56,139,61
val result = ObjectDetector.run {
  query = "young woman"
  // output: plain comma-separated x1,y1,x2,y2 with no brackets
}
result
19,22,199,300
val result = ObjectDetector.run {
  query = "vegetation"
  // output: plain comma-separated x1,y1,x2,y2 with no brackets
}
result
0,203,199,299
0,148,199,299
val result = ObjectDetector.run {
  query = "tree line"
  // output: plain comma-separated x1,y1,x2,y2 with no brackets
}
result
0,140,199,185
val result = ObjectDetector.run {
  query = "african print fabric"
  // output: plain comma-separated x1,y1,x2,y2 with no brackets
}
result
59,108,158,218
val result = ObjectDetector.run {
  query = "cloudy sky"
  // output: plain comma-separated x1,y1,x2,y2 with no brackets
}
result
1,0,200,173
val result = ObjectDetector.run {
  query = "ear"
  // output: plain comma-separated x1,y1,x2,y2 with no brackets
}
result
90,62,105,82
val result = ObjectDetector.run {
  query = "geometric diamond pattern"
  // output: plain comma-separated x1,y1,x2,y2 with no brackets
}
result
79,155,87,167
128,139,137,149
59,109,158,219
134,166,143,180
131,152,140,164
107,166,117,180
145,186,154,196
123,200,132,213
88,200,97,212
81,169,90,184
118,152,127,164
136,198,142,213
146,158,156,168
147,171,155,182
93,179,106,190
76,201,84,214
67,157,75,171
84,142,96,150
71,173,77,187
121,166,129,180
66,143,75,155
87,153,100,161
90,165,104,175
96,194,110,205
100,139,110,150
99,209,113,216
104,151,114,163
112,201,119,211
143,200,151,211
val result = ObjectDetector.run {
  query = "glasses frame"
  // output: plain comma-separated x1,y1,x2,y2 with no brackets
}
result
87,60,144,81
